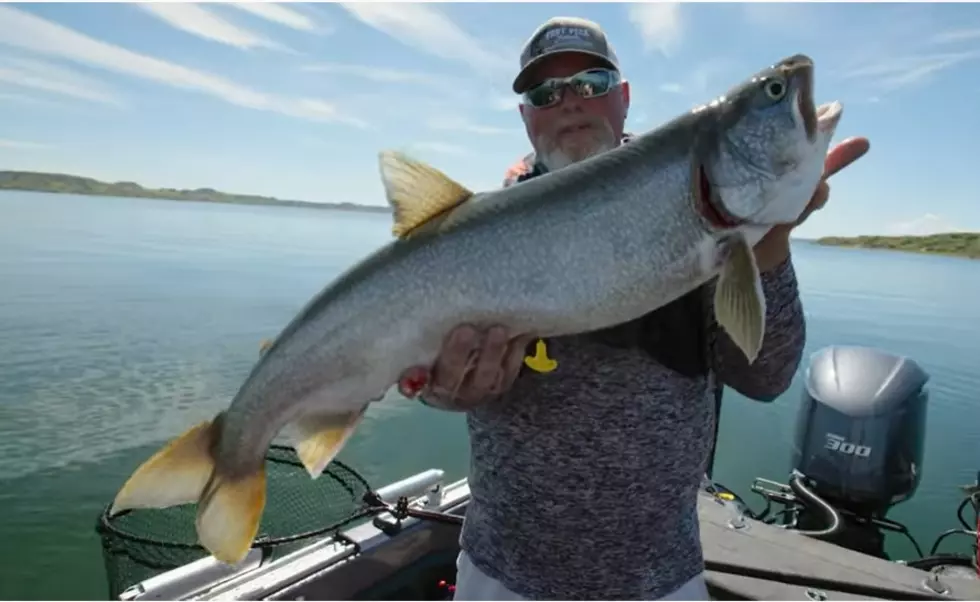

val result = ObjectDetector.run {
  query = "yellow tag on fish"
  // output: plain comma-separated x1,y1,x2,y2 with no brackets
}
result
524,339,558,373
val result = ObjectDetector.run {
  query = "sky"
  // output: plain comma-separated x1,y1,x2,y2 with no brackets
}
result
1,1,979,239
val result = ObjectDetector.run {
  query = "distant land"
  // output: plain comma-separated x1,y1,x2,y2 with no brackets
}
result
0,170,392,214
815,232,980,260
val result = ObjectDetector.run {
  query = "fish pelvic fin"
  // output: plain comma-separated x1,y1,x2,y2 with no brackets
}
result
293,406,369,479
109,416,267,566
378,150,473,239
109,420,218,517
524,339,558,373
713,232,767,364
196,466,267,565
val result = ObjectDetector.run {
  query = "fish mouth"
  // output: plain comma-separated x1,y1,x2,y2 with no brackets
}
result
816,100,843,133
781,55,817,143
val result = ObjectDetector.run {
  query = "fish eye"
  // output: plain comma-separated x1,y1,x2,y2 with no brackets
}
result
764,77,786,101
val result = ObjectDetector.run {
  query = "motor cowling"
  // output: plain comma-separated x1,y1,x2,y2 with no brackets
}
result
791,345,929,515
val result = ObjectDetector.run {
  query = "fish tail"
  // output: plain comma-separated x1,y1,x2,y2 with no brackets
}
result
195,461,266,565
109,415,267,565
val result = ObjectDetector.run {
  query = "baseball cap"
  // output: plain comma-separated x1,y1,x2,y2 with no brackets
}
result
512,16,620,94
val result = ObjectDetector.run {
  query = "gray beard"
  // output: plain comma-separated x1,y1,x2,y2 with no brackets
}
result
534,123,619,172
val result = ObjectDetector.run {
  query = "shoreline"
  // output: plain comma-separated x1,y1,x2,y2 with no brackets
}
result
813,233,980,260
0,170,392,215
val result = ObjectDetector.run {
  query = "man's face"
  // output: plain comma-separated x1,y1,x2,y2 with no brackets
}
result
519,52,630,172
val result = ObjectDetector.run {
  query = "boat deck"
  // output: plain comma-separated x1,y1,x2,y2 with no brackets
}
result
698,491,979,600
111,476,980,601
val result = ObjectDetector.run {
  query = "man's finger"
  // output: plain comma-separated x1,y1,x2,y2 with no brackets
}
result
431,325,479,389
824,137,870,179
811,181,830,211
496,334,537,393
467,326,510,394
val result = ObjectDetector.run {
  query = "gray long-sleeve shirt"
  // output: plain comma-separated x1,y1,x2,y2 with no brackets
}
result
458,253,807,600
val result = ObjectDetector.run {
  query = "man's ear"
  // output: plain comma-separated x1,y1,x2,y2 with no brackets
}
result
621,80,631,110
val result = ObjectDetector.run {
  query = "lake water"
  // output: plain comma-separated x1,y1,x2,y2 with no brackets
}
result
1,191,978,599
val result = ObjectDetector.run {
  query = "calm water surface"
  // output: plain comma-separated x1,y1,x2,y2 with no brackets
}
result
1,191,977,599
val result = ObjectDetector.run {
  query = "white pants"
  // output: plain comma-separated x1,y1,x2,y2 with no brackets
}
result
453,550,710,601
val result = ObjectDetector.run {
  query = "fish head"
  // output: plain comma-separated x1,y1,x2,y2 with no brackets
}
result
698,53,843,230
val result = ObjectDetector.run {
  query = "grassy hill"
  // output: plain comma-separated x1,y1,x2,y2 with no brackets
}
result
815,232,980,259
0,170,392,214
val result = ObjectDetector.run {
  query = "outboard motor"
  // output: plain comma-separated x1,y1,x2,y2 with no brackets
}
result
788,345,930,557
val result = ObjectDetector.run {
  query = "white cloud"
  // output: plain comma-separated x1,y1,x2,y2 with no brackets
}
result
0,138,54,150
627,2,682,56
138,3,289,51
885,214,962,236
0,6,366,127
338,3,510,76
301,62,519,115
655,58,739,97
409,142,470,156
301,62,442,84
929,28,980,44
740,2,824,36
0,55,124,107
840,51,980,90
230,2,323,33
425,116,517,136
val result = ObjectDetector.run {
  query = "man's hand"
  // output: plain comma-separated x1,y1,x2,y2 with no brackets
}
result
399,325,535,411
754,136,871,272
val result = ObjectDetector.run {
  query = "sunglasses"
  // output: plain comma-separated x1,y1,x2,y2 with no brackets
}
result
522,68,622,109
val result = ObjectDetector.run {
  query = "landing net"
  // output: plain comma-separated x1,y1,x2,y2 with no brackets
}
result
95,445,375,599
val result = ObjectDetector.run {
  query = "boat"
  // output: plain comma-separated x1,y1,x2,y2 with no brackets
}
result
96,344,980,600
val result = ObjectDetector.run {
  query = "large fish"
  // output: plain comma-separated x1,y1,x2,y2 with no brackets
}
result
109,53,844,564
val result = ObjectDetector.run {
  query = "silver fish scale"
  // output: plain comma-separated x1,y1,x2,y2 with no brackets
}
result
222,152,720,469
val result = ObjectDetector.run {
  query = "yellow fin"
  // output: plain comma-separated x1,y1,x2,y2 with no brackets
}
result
713,233,766,364
378,150,473,238
196,468,267,565
110,420,217,516
110,416,267,565
258,339,273,356
524,339,558,373
293,406,369,479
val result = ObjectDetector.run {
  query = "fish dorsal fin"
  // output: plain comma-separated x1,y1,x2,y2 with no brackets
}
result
378,150,473,238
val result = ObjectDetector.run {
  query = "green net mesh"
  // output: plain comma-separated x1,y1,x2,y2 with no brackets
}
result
95,445,375,600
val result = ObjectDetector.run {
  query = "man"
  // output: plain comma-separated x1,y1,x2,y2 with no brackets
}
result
407,16,870,601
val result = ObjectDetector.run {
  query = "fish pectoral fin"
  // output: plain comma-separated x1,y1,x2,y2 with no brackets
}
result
378,150,473,238
713,233,767,364
524,339,558,373
196,467,267,565
293,406,369,479
109,420,219,516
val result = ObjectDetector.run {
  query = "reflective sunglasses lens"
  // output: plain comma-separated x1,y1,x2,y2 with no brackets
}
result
571,70,615,98
523,69,618,107
525,83,561,108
